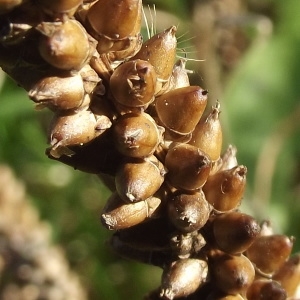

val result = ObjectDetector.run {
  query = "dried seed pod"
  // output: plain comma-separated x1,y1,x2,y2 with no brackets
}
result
203,165,247,212
86,0,142,55
156,86,208,136
273,254,300,298
36,0,82,18
110,59,157,108
133,26,177,83
212,212,260,255
115,155,166,202
246,234,294,275
167,191,211,233
165,143,211,191
37,20,91,70
101,192,161,230
49,109,111,158
211,253,255,295
160,258,208,299
170,231,206,259
246,279,287,300
113,112,162,158
28,72,85,111
189,101,222,161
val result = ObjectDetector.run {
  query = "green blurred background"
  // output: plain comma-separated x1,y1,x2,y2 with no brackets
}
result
0,0,300,299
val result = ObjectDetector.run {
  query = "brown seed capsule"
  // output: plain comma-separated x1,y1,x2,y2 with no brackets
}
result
273,254,300,298
160,258,208,299
167,191,211,233
203,165,247,212
211,253,255,295
49,109,111,158
86,0,142,54
28,72,85,111
115,155,166,202
189,101,223,161
110,59,157,108
246,234,294,275
36,0,82,18
156,86,208,136
133,26,177,83
213,212,261,255
101,192,161,230
113,112,162,158
246,279,287,300
38,20,91,70
165,143,211,191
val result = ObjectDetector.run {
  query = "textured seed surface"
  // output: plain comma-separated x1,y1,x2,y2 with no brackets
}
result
0,1,299,299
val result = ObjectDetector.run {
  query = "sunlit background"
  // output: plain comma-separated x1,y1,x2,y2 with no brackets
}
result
1,0,300,299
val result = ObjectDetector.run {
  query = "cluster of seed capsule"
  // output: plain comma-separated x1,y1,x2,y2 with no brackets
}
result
0,0,300,299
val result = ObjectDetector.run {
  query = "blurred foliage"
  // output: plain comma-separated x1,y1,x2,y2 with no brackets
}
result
0,0,300,299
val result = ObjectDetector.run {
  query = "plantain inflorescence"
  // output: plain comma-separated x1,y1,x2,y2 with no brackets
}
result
0,0,299,299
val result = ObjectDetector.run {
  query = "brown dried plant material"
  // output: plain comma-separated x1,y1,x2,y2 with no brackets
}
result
115,155,166,203
37,20,91,70
246,234,294,275
86,0,142,56
0,0,299,299
0,165,87,300
273,254,300,298
28,72,86,111
49,109,111,158
167,191,211,233
189,101,223,161
110,59,157,109
113,112,162,158
203,165,247,212
165,143,211,191
101,192,161,230
160,258,208,300
210,253,255,295
133,26,177,83
156,86,208,137
246,279,287,300
212,211,261,255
